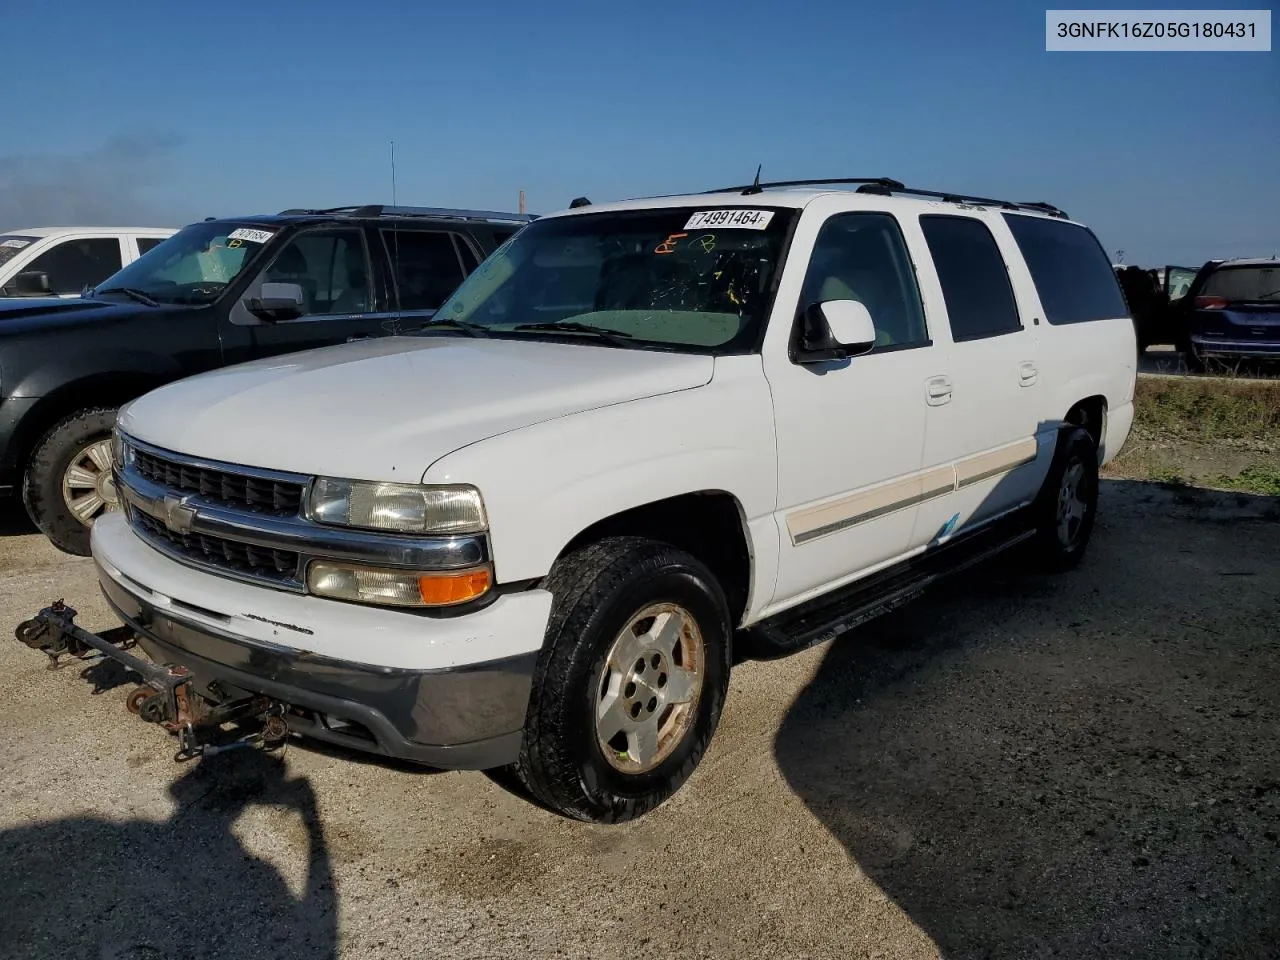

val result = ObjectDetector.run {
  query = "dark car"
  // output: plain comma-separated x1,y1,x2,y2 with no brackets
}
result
0,204,532,554
1173,258,1280,370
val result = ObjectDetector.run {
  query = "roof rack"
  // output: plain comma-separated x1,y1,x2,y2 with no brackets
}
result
276,204,535,223
703,177,1068,219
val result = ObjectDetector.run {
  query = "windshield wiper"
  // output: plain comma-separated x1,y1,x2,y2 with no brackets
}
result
510,320,635,347
410,316,490,338
96,286,159,307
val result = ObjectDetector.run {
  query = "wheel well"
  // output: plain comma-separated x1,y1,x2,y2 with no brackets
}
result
1065,396,1106,450
558,491,753,626
6,376,162,480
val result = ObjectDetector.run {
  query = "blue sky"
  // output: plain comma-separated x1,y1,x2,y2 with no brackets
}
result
2,0,1276,264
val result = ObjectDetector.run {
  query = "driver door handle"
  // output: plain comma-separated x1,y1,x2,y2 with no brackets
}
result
346,335,372,343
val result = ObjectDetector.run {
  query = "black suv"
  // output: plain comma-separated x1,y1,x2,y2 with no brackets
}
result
0,204,531,554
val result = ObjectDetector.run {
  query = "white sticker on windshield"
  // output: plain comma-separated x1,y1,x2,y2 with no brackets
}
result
227,228,275,244
0,238,31,248
683,209,774,231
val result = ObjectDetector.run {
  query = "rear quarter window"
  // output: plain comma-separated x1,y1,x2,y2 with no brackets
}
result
1003,214,1127,325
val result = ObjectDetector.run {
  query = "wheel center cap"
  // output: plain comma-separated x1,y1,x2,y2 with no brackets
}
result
99,474,118,504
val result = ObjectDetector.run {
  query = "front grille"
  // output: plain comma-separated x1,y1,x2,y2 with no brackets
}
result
133,512,301,586
134,448,304,516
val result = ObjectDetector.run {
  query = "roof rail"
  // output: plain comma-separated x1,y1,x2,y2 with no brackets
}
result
276,204,535,223
707,177,906,195
703,177,1068,219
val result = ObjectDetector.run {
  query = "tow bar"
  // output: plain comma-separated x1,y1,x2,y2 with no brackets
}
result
16,600,290,762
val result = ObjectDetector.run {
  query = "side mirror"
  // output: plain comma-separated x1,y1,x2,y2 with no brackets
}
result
793,299,877,363
244,281,305,322
10,271,53,297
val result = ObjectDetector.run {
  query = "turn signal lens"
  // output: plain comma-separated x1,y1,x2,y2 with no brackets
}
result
307,561,492,608
417,568,492,606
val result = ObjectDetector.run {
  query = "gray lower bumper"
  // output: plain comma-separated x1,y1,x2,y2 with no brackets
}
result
100,573,536,770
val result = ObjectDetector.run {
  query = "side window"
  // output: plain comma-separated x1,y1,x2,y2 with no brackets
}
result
799,212,928,350
382,230,468,311
25,238,123,294
261,230,370,316
136,237,167,256
1002,214,1127,325
919,216,1021,341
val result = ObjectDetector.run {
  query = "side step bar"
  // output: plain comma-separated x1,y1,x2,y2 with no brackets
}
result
743,517,1036,659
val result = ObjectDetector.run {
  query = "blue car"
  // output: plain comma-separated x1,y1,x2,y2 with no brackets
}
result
1176,258,1280,370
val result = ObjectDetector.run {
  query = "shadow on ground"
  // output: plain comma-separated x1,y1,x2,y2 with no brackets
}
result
775,479,1280,959
0,499,36,536
0,751,337,959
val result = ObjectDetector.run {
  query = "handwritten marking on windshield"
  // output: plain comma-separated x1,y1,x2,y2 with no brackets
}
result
655,232,688,255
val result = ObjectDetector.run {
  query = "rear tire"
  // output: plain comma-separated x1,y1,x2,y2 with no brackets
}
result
23,407,120,556
1027,426,1099,572
509,537,731,823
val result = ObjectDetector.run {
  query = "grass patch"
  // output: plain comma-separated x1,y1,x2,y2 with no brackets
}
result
1133,377,1280,445
1104,377,1280,496
1209,466,1280,497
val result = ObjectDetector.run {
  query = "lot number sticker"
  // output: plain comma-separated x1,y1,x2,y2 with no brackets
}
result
684,209,774,231
227,228,275,244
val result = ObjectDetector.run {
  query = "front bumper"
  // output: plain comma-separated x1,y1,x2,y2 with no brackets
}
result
1190,334,1280,358
87,513,554,768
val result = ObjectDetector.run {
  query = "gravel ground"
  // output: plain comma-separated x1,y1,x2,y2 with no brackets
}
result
1,479,1277,960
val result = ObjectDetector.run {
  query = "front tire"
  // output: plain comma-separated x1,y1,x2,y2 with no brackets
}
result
1027,426,1099,572
23,407,120,556
511,537,731,823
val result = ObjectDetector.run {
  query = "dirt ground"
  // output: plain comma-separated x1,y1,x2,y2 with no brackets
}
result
1,479,1278,960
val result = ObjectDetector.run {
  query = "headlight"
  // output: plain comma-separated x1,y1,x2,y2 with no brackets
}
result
306,561,492,608
306,479,487,535
111,428,133,470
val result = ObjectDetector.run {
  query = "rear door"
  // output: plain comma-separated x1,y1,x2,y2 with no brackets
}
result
379,227,473,326
910,213,1048,547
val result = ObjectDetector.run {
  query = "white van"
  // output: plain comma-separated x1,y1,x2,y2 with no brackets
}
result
0,226,177,297
23,178,1136,823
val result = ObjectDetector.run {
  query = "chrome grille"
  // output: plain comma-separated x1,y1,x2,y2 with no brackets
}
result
133,448,304,516
133,512,301,586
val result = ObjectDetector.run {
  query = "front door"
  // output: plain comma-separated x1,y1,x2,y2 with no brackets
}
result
224,226,388,362
763,208,942,611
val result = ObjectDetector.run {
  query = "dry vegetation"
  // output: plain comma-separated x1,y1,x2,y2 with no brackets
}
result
1104,376,1280,495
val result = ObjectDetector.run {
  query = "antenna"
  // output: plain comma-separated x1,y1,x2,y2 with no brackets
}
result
742,164,763,195
389,139,397,205
519,190,526,215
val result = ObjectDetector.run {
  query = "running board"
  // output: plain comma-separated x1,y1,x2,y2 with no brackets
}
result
744,519,1036,659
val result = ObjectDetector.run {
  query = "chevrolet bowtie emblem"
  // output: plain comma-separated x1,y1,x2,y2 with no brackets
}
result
161,494,197,535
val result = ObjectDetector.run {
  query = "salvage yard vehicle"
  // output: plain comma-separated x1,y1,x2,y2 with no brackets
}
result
1172,257,1280,370
18,177,1136,823
0,204,531,554
0,226,177,297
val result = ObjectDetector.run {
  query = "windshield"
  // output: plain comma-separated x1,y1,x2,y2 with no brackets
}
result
1202,264,1280,302
430,206,796,352
95,221,277,305
0,235,38,268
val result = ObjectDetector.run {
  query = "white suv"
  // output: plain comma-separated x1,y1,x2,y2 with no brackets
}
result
0,226,177,297
29,178,1136,822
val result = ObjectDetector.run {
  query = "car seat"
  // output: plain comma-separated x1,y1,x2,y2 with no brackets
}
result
330,244,370,314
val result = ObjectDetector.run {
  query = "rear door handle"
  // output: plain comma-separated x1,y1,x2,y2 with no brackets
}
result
926,376,952,406
1019,362,1038,386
